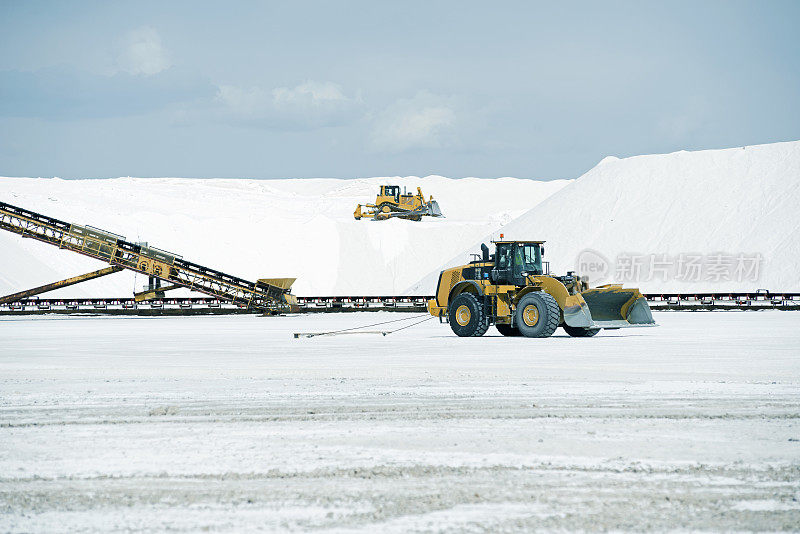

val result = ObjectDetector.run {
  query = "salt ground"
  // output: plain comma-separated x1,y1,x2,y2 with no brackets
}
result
1,311,799,532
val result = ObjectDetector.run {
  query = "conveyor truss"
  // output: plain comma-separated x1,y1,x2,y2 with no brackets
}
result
0,201,297,313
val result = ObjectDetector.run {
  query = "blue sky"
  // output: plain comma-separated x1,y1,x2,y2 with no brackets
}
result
1,0,798,179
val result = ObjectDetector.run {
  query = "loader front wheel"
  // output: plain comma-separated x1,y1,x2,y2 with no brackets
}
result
563,325,600,337
496,323,522,337
515,292,559,338
448,293,489,337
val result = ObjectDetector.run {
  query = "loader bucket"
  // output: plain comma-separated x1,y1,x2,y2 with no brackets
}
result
564,286,656,329
427,200,444,217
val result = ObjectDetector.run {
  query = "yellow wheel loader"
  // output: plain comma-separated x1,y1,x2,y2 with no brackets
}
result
354,185,444,221
427,240,656,338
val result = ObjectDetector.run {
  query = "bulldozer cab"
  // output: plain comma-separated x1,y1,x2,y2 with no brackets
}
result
492,241,543,285
381,185,401,203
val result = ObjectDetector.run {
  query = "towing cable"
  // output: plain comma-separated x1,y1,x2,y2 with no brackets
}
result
293,314,433,339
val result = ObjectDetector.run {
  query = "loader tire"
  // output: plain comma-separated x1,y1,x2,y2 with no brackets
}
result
515,292,559,338
563,325,600,337
448,293,489,337
495,324,522,337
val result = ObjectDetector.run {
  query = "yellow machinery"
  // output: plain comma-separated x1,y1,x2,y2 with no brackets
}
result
428,240,655,337
354,185,444,221
0,201,298,313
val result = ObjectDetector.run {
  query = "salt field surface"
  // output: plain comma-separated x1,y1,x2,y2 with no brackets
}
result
1,311,799,532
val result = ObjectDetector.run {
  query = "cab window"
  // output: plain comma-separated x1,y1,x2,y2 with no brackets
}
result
496,244,511,269
516,244,542,274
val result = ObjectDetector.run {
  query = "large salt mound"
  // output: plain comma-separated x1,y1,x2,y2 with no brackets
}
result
409,141,800,294
0,175,568,297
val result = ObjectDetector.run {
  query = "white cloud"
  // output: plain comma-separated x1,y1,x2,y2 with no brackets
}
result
371,92,458,153
117,27,170,77
272,81,347,107
216,85,268,113
215,80,358,129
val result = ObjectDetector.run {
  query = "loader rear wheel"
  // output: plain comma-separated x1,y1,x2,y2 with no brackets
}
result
515,292,559,338
448,293,489,337
496,323,522,337
563,325,600,337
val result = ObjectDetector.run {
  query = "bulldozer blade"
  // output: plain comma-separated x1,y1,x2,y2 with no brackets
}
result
427,200,444,217
564,287,656,329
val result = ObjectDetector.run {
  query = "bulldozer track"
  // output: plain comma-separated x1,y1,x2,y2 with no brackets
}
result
1,291,798,315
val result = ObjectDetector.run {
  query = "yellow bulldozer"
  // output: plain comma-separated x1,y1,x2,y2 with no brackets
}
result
427,239,656,337
354,185,444,221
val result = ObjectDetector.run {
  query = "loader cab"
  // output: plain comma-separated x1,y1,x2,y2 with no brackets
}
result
381,185,400,203
491,241,544,286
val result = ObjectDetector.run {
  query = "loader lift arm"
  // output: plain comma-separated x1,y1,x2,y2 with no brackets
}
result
0,201,297,313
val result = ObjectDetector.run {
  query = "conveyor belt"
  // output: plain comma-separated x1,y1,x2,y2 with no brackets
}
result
0,292,798,315
0,201,295,313
295,292,800,310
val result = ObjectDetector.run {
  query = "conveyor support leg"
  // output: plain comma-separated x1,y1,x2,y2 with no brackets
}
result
0,265,123,304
